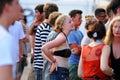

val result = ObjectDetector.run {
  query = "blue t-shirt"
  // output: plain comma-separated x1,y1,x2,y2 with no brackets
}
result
67,29,83,64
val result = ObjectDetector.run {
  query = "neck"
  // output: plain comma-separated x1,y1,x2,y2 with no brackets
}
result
43,19,48,23
74,25,78,30
62,30,70,36
114,37,120,43
37,18,44,22
0,19,9,30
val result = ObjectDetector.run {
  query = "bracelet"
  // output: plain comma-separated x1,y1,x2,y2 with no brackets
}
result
52,59,56,63
112,69,115,77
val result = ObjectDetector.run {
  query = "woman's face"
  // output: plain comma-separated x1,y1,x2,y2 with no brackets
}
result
112,21,120,37
63,17,74,31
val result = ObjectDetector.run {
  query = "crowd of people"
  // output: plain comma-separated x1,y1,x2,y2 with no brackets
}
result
0,0,120,80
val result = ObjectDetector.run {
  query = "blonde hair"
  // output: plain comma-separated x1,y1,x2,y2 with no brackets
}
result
48,12,62,26
85,14,97,30
54,15,69,32
104,16,120,45
85,15,95,23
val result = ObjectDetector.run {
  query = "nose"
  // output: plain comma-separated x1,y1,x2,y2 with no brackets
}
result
18,1,22,9
71,21,74,26
115,27,120,33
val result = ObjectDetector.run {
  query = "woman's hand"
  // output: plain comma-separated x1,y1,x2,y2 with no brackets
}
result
49,62,57,74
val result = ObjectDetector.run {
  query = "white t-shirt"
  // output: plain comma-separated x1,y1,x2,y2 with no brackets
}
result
0,25,16,78
9,21,25,62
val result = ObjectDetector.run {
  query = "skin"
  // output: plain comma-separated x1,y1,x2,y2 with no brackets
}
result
34,10,44,22
0,65,13,80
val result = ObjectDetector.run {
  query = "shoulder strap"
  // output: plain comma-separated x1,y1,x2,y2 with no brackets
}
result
110,44,114,59
62,32,70,48
62,31,68,41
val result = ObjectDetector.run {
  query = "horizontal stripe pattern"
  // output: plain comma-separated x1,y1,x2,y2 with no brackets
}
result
33,22,52,69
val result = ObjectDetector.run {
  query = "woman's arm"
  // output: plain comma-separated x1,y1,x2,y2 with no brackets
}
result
100,45,113,76
41,50,53,62
41,33,66,63
78,50,83,78
0,65,13,80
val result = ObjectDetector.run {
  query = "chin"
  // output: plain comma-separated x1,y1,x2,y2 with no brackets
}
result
114,35,120,37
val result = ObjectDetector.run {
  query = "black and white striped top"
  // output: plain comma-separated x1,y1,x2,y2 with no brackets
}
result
33,22,52,69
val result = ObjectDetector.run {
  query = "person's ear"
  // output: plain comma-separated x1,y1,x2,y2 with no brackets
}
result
4,4,10,12
117,7,120,15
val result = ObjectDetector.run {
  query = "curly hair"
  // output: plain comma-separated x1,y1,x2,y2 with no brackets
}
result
85,15,97,30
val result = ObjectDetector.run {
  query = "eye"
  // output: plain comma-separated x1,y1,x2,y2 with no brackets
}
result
69,20,72,23
114,26,117,28
113,25,118,28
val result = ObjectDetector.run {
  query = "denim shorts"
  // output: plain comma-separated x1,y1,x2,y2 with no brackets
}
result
50,67,69,80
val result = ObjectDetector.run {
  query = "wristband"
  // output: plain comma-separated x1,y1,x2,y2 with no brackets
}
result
52,59,56,63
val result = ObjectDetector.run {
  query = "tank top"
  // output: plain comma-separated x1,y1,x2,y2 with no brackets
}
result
82,44,110,80
110,45,120,80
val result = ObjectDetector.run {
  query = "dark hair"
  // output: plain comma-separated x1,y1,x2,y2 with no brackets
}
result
23,15,27,24
48,12,62,26
106,4,112,17
87,21,106,41
95,8,106,16
69,9,82,18
35,4,44,13
0,0,13,16
107,0,120,15
44,2,58,19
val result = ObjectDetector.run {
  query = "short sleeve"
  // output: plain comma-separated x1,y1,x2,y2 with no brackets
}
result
0,35,13,66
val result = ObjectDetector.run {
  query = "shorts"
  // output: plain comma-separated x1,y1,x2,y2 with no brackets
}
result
68,64,81,80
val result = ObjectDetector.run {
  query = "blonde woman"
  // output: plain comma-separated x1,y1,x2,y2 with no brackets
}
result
42,14,73,80
104,16,120,79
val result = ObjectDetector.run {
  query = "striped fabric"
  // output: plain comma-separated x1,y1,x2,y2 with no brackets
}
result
33,22,52,69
